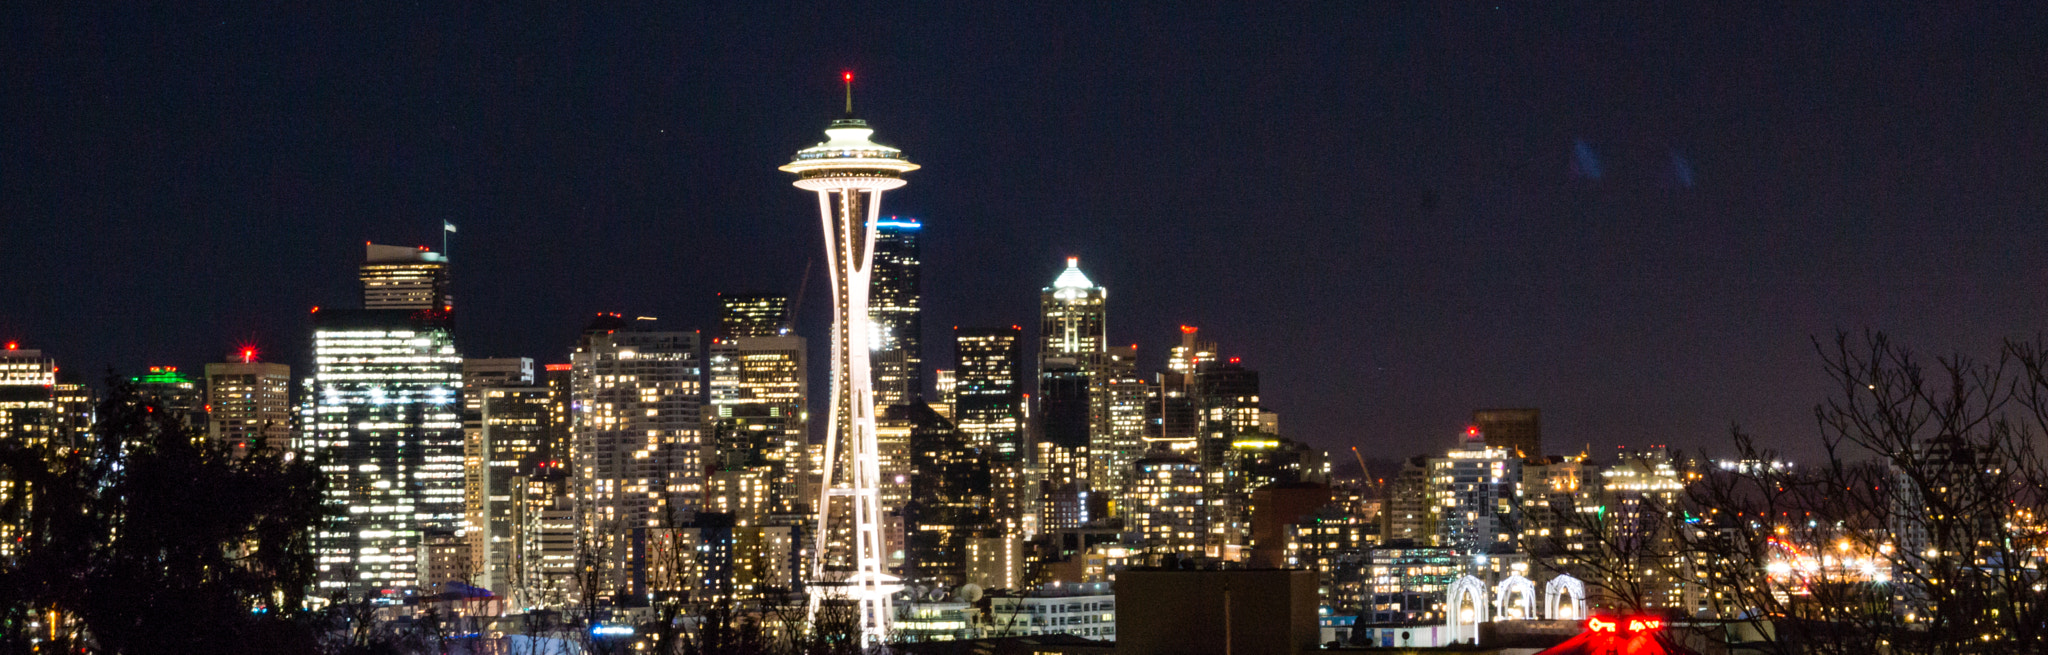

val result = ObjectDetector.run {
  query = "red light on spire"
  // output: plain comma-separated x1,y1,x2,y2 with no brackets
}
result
843,71,853,83
4,341,15,351
240,346,258,364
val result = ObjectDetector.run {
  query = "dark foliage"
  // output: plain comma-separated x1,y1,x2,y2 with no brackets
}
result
0,377,328,654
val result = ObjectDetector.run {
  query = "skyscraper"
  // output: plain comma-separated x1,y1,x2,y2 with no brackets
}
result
1037,257,1106,447
707,333,806,513
569,314,703,599
1040,258,1105,361
0,345,92,560
955,327,1024,461
870,217,923,408
359,243,452,312
718,292,791,339
308,306,464,595
901,402,990,585
1428,427,1521,553
204,352,291,452
1472,408,1541,458
470,385,549,597
131,366,205,430
780,95,919,644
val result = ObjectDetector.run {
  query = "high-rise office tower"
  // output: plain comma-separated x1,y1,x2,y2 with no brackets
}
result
302,245,465,597
1167,326,1217,374
930,369,956,420
131,366,204,430
719,292,791,339
468,385,549,597
781,95,919,644
458,357,536,595
308,305,463,595
1129,452,1205,561
205,351,291,452
870,217,923,408
707,333,807,514
569,314,703,599
1097,372,1150,517
1040,257,1106,361
1427,427,1521,553
901,402,991,585
954,328,1025,460
0,346,93,560
1037,361,1091,450
955,327,1029,541
1472,408,1541,458
1195,358,1261,554
360,243,452,312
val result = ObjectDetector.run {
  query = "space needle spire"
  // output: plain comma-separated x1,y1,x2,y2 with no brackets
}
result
780,71,917,648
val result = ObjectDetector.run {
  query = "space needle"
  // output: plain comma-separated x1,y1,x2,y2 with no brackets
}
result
780,72,916,647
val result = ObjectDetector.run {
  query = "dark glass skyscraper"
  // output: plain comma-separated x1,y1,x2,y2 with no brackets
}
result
718,292,791,339
870,217,922,407
954,327,1023,461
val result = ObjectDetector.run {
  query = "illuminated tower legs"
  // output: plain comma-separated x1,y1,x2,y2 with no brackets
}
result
783,99,916,647
801,176,902,647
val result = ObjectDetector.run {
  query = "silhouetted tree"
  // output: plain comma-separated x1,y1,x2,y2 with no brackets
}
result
0,376,328,653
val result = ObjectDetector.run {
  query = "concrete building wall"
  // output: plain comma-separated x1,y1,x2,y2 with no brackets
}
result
1116,569,1317,655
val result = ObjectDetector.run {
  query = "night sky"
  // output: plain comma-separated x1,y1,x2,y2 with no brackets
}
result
5,4,2046,462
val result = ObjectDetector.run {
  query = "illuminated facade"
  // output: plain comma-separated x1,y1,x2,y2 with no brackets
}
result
307,308,465,595
718,292,790,339
955,327,1029,540
569,315,704,598
1427,428,1521,554
1129,453,1205,559
954,327,1024,460
870,217,923,408
986,583,1117,640
707,335,807,514
204,359,292,451
1096,373,1149,516
359,243,451,312
780,98,918,644
0,347,91,560
468,385,549,597
509,465,576,609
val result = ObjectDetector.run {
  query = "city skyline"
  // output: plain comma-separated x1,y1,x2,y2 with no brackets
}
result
6,5,2048,464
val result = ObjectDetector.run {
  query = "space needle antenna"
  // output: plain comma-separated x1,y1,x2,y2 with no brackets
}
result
843,70,854,116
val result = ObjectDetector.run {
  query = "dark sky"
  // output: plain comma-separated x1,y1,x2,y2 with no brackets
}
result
5,4,2045,462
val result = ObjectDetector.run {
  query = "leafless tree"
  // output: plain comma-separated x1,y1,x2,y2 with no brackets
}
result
1673,332,2048,654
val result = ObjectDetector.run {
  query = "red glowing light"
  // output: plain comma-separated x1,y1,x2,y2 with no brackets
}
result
544,364,572,371
843,71,853,82
310,306,321,313
1228,357,1241,364
240,346,259,364
1467,425,1480,436
1180,325,1198,334
4,342,15,351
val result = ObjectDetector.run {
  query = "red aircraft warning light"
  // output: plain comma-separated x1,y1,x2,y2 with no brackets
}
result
4,342,16,351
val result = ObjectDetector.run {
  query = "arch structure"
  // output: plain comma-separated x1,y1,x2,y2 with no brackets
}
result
1494,575,1537,621
1543,574,1588,621
1447,575,1490,645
